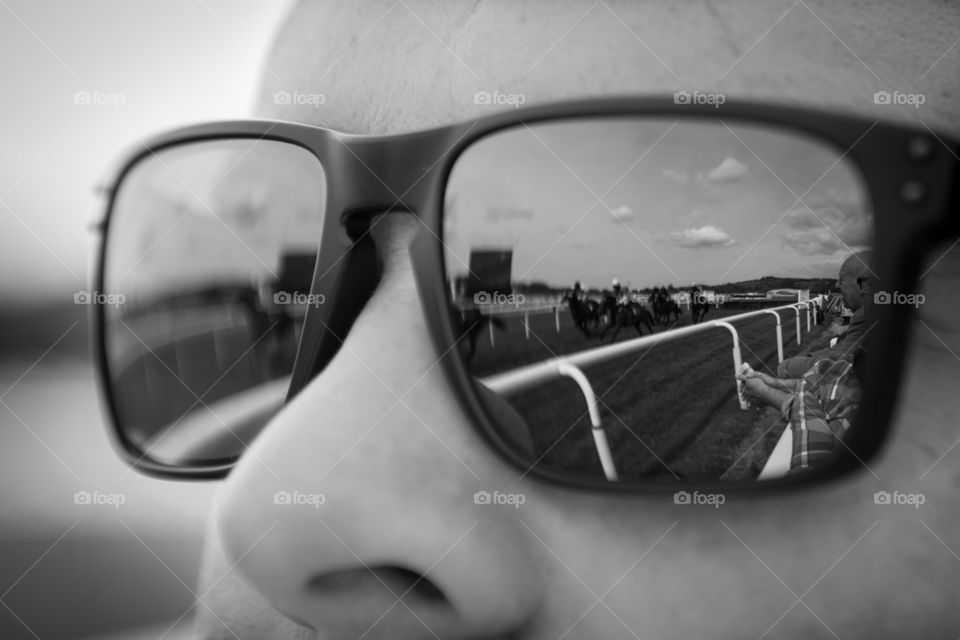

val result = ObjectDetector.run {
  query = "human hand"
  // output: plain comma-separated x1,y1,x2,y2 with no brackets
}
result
826,322,847,337
737,375,772,401
738,364,779,387
756,371,782,388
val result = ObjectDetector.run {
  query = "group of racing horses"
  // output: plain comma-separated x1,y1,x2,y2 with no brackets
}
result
458,283,712,364
562,285,711,342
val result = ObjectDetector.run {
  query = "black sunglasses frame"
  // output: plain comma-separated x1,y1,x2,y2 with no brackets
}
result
94,96,960,491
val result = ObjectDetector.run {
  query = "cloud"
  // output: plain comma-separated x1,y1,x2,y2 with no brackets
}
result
662,168,689,184
486,205,534,222
608,204,635,223
781,212,822,231
700,157,750,185
780,230,847,256
779,191,873,256
670,225,737,249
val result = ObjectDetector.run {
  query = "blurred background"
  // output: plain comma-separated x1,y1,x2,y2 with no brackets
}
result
0,2,293,638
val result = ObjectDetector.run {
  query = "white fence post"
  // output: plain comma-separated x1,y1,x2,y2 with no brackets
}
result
793,306,802,345
762,309,785,363
524,310,530,340
489,318,495,346
555,305,560,332
713,321,747,410
556,361,619,481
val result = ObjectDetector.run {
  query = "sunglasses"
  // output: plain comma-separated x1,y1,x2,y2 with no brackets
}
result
92,97,959,492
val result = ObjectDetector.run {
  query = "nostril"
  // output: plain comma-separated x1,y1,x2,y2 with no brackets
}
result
305,565,447,604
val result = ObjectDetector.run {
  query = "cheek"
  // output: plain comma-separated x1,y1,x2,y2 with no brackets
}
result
915,240,960,332
889,241,960,486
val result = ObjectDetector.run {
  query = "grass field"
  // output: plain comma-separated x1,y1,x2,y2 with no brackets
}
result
467,302,828,483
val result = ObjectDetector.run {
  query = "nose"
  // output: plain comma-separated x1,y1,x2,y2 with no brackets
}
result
215,214,543,637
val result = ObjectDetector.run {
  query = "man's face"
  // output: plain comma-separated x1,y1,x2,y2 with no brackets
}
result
194,2,960,637
837,269,863,311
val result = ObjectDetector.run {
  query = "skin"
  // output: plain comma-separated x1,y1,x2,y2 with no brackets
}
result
740,372,793,410
191,1,960,638
838,252,874,312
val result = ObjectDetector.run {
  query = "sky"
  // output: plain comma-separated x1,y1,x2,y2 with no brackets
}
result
0,0,294,303
444,117,873,291
106,137,326,306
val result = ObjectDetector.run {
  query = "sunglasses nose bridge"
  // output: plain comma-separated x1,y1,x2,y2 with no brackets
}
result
286,191,443,403
330,129,454,226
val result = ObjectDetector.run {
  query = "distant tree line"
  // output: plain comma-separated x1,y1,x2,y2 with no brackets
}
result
506,276,836,296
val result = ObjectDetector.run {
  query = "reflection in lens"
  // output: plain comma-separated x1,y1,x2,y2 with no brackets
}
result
103,139,325,466
445,118,873,484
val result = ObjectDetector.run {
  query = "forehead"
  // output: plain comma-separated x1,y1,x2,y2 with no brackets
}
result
255,0,960,136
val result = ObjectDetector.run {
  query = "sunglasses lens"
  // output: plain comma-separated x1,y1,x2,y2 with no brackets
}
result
101,138,326,468
444,117,873,484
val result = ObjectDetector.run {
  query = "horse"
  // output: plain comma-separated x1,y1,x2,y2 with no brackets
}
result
651,288,681,324
600,301,655,342
665,299,682,323
584,298,602,321
689,285,710,324
561,292,601,337
598,292,620,327
457,308,504,363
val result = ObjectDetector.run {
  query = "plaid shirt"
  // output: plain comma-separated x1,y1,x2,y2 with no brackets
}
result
779,351,861,471
777,307,867,378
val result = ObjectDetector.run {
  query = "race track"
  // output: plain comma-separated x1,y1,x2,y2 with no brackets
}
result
467,303,828,482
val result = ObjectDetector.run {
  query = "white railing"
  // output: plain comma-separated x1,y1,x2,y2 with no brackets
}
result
477,296,823,481
757,427,793,480
490,305,562,342
456,302,563,345
462,295,821,347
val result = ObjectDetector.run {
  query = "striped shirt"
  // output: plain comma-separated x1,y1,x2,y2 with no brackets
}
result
779,352,861,471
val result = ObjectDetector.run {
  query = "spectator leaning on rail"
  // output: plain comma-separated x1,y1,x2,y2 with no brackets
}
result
739,350,862,472
777,251,873,378
740,257,877,471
